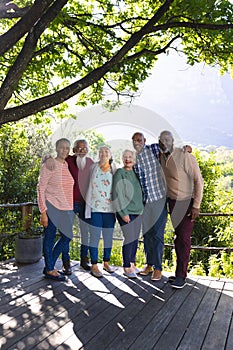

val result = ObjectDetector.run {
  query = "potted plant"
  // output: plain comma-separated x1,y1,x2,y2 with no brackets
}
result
15,227,43,264
15,204,43,264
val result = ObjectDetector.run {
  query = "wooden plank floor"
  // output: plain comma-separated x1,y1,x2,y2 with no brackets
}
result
0,259,232,350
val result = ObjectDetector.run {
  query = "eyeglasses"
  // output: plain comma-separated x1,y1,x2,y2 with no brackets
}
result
77,147,88,152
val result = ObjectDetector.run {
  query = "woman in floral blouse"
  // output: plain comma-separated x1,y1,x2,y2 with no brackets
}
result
85,146,116,278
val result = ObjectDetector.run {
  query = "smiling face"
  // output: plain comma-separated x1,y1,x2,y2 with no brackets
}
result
73,140,88,158
132,132,146,154
159,131,174,153
56,139,70,161
122,150,135,170
98,146,111,164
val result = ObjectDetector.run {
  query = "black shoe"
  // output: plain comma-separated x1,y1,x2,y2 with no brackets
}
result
81,257,91,271
62,260,72,275
44,272,66,281
171,277,186,289
168,275,176,283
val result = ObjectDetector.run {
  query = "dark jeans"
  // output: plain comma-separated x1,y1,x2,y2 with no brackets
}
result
43,216,71,271
168,198,194,279
89,212,116,264
142,198,167,271
74,202,90,258
117,214,141,268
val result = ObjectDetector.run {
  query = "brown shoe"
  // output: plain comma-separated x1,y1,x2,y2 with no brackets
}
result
139,265,153,276
62,260,72,275
81,256,91,271
151,269,162,281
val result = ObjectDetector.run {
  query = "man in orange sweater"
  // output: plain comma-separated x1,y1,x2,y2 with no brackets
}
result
159,130,204,289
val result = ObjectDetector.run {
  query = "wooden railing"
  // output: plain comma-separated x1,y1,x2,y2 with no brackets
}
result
0,202,232,252
0,202,38,231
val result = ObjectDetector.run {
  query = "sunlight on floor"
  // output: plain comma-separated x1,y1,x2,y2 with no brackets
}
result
104,272,139,297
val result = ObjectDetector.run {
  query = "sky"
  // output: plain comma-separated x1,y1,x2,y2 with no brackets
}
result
55,50,233,150
135,51,233,148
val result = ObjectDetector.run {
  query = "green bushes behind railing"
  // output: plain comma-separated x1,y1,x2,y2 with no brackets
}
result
0,202,232,279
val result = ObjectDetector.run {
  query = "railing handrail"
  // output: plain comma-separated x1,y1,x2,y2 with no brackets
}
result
0,203,233,244
163,242,233,251
0,202,233,217
199,212,233,216
0,202,38,208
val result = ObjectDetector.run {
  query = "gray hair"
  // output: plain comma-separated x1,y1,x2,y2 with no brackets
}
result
99,145,112,155
73,139,89,148
56,138,70,149
122,149,136,161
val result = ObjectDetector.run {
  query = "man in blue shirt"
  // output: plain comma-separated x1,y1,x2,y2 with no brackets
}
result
132,132,167,281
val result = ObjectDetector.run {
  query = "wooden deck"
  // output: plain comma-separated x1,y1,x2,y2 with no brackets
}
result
0,259,232,350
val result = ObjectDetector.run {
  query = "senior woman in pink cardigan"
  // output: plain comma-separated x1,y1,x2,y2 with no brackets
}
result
37,138,74,281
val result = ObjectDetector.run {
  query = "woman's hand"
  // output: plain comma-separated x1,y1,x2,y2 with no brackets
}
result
45,157,55,170
40,212,48,227
122,215,130,223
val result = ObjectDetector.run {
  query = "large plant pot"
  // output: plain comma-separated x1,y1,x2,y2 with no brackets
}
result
15,235,43,264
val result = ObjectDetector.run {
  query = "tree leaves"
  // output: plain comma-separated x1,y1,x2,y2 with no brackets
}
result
0,0,232,124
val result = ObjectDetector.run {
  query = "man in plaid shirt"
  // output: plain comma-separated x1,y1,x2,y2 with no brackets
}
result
132,132,167,281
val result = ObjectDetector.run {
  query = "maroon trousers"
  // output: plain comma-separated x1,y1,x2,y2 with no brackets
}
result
168,198,194,279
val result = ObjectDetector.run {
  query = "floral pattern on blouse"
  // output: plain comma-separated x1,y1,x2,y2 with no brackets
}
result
91,168,113,212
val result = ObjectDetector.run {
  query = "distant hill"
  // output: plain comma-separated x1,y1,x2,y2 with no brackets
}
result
53,103,232,150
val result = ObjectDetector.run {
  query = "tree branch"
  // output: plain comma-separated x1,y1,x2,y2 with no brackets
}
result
151,21,233,32
0,0,175,124
0,0,56,56
0,0,68,109
126,35,180,61
0,1,30,18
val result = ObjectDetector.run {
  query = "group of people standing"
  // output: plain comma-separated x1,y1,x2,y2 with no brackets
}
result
37,130,204,289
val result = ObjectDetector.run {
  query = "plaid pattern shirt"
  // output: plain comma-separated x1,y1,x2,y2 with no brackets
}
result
134,143,166,203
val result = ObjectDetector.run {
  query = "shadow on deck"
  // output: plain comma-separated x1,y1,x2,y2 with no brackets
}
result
0,259,232,350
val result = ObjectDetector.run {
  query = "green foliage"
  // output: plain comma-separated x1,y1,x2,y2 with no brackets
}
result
0,119,52,259
0,0,232,123
208,254,222,278
194,150,221,213
164,216,174,244
191,150,222,246
208,252,233,279
109,242,123,267
221,251,233,278
135,241,148,268
0,121,52,204
189,262,206,276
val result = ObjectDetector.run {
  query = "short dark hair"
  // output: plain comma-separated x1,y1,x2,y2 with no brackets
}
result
132,132,144,140
56,138,70,149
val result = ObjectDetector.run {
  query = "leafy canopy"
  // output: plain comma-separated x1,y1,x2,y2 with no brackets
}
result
0,0,232,124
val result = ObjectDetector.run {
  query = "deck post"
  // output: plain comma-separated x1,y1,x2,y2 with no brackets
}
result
21,203,33,231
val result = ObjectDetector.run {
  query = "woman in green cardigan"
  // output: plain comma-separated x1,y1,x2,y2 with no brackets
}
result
112,149,144,278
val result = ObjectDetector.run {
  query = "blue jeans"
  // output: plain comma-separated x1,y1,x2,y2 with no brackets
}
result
74,202,90,258
89,212,116,264
142,198,167,271
117,214,141,268
43,217,71,271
